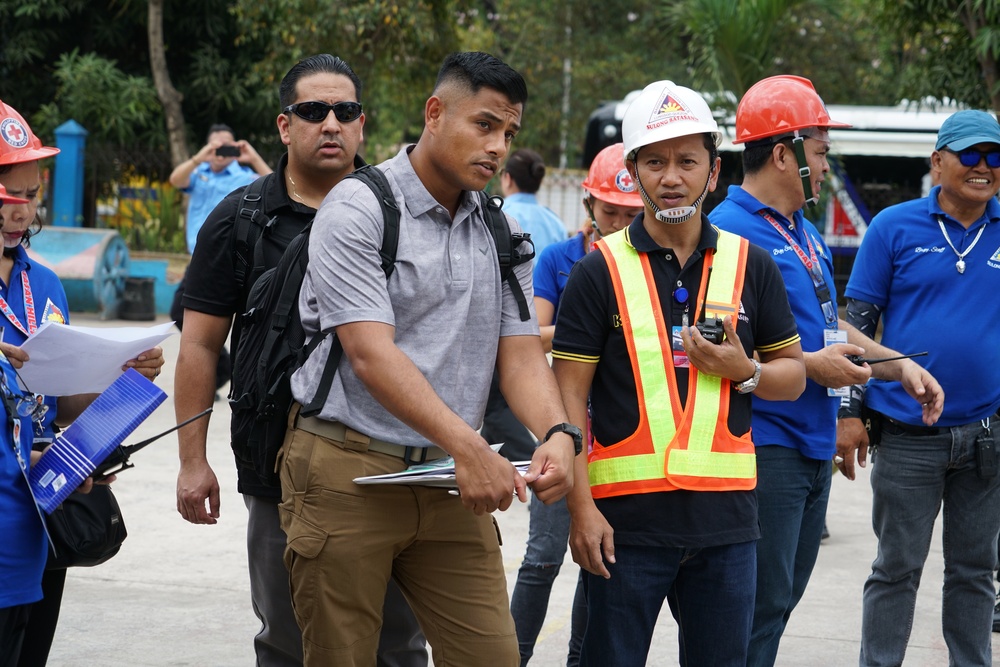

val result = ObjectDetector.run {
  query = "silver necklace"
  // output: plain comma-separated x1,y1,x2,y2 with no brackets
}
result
936,216,986,274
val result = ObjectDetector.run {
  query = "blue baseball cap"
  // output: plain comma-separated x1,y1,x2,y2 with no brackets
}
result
935,110,1000,151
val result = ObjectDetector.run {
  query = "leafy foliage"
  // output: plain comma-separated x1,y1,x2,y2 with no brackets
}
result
874,0,1000,111
30,50,163,146
657,0,831,100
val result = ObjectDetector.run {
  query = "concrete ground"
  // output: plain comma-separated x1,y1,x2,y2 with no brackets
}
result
44,314,1000,666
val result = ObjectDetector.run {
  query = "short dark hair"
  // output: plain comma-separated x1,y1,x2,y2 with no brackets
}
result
206,123,234,142
433,52,527,108
279,54,363,109
505,149,546,193
742,139,788,176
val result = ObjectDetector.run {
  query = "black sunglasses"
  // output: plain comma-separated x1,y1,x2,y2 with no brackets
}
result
284,101,363,124
944,147,1000,169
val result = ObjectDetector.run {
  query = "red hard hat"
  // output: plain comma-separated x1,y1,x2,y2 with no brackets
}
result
734,75,850,144
0,99,60,166
581,143,643,207
0,183,28,205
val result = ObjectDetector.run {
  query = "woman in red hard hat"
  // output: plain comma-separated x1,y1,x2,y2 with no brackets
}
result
0,99,164,667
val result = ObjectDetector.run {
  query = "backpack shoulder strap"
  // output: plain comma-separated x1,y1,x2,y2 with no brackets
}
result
301,165,403,416
478,192,533,322
345,164,402,277
232,175,271,289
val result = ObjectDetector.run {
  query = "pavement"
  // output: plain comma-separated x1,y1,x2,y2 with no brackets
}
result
44,314,1000,666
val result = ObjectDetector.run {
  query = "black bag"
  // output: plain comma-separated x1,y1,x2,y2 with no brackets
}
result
46,484,127,569
229,164,533,485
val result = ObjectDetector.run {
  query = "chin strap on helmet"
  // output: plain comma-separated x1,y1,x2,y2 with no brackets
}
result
583,197,604,237
790,131,818,207
631,153,715,225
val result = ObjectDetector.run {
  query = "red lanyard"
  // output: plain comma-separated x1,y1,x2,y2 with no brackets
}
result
760,211,838,329
0,270,38,338
760,211,823,282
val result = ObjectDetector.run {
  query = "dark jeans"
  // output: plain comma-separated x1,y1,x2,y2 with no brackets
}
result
510,493,585,666
749,445,831,667
860,422,1000,667
580,541,756,667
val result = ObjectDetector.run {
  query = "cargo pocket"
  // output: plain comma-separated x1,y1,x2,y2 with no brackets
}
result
281,510,329,625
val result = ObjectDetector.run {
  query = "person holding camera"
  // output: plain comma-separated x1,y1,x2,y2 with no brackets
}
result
168,123,272,255
169,125,271,396
838,110,1000,667
552,80,806,666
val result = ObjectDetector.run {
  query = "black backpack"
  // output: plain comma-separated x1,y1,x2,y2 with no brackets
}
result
229,164,534,485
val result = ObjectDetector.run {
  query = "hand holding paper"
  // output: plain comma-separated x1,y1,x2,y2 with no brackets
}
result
17,321,175,395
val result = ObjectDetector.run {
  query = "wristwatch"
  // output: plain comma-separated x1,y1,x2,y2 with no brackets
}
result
734,359,762,394
543,423,584,455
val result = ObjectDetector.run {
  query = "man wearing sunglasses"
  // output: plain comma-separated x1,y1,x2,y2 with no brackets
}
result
282,51,576,666
174,54,426,667
839,109,1000,666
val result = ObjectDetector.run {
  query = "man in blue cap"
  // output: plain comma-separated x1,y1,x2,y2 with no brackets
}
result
838,109,1000,666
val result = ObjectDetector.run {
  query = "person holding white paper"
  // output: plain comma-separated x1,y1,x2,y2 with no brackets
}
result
0,98,164,667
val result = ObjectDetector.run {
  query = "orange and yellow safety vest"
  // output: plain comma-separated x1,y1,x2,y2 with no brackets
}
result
588,227,756,499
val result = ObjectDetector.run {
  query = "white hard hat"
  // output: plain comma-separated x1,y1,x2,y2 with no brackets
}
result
622,81,721,162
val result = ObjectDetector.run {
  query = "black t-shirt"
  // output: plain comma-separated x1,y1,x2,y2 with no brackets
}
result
182,153,318,497
553,215,799,548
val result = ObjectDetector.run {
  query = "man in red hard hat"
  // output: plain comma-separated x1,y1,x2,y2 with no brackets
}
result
711,75,943,667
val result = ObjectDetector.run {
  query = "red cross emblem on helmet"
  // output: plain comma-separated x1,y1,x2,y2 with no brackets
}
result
1,118,28,149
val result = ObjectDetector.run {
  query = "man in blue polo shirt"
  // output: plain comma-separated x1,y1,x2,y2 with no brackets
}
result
169,123,272,254
710,75,940,667
839,109,1000,667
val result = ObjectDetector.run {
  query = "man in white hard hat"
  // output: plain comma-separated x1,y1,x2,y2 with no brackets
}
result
551,80,807,665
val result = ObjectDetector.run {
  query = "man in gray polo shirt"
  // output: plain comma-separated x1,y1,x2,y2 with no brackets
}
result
281,52,577,667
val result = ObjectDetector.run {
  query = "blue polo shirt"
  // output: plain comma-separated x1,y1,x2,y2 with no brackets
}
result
502,193,567,259
846,185,1000,426
534,231,587,309
2,245,70,442
0,353,46,609
711,185,835,459
184,161,258,253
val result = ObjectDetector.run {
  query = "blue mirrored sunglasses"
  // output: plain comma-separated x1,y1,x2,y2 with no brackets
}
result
945,147,1000,168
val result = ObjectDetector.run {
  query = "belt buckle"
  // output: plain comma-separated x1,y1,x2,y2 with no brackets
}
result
403,446,429,466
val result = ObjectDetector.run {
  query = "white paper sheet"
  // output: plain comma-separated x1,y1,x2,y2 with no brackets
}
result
16,321,175,396
353,444,531,489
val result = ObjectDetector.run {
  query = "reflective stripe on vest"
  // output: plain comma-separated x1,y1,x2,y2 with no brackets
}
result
588,227,756,499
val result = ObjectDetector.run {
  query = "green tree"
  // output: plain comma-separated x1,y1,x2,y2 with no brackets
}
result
476,0,687,168
231,0,462,161
30,50,163,145
657,0,834,101
876,0,1000,112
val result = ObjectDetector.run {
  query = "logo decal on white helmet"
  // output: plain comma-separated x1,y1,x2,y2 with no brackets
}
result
0,118,29,149
615,169,636,193
647,90,698,130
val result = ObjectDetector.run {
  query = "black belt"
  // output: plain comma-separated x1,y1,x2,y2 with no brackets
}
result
877,410,1000,438
881,415,941,437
